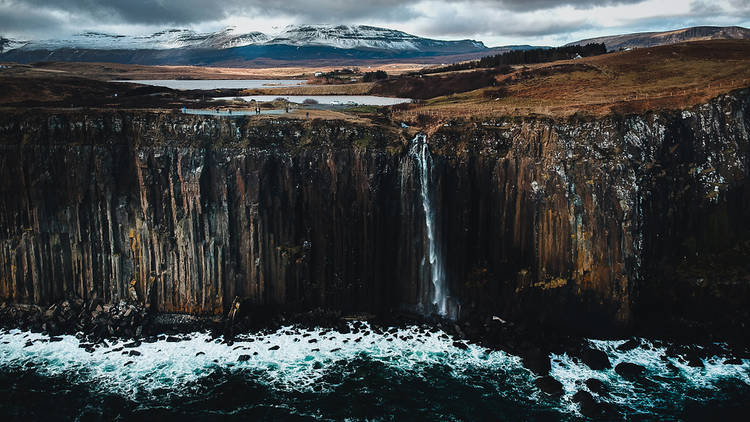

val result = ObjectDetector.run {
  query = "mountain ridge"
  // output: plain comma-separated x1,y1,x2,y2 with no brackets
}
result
2,24,486,53
567,25,750,50
0,24,493,66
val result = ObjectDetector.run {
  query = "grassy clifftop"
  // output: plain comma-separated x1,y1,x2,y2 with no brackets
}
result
391,40,750,120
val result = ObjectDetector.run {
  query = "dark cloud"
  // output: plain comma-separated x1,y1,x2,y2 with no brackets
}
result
690,0,726,15
418,12,590,39
0,3,65,35
0,1,645,28
0,0,748,43
479,0,645,12
9,0,419,25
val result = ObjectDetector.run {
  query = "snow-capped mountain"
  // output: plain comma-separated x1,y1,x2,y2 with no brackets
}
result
0,24,490,65
4,25,485,53
0,37,26,54
9,27,270,51
266,25,485,52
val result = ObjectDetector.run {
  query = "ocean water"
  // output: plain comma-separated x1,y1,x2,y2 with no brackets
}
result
0,324,748,421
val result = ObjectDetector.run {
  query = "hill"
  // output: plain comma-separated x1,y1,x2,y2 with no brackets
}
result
567,26,750,50
0,24,506,66
382,40,750,121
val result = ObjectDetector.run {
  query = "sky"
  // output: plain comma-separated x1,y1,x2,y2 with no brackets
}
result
1,0,749,47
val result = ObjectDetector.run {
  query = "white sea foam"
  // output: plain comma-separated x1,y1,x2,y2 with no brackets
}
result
0,323,528,400
3,327,747,418
550,338,750,417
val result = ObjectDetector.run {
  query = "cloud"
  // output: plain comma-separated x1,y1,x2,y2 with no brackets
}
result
0,0,748,45
8,0,419,26
475,0,645,12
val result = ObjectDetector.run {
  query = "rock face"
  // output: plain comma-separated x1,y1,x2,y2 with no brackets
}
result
1,90,749,335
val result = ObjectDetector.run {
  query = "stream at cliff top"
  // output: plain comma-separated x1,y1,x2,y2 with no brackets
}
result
1,324,749,421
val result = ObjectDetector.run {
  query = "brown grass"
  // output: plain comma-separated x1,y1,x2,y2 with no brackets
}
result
3,40,750,125
391,40,750,121
0,61,427,81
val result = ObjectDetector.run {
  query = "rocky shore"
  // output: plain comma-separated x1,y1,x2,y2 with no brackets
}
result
3,296,748,419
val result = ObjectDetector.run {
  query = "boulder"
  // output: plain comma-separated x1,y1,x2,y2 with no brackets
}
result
535,376,563,395
615,338,640,352
580,346,611,370
585,378,608,396
615,362,646,378
452,341,469,351
521,348,551,376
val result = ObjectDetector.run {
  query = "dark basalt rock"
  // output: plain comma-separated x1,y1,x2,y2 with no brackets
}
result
535,376,563,395
723,357,743,365
615,362,646,378
268,345,280,351
452,341,469,351
573,389,617,419
585,378,608,396
237,354,251,362
616,338,640,352
520,348,552,376
579,346,611,370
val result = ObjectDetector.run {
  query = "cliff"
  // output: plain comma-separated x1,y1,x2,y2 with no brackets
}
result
1,91,749,335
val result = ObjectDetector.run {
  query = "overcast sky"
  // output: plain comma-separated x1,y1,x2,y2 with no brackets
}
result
1,0,749,46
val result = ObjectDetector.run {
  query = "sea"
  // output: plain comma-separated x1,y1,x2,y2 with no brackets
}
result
0,323,748,421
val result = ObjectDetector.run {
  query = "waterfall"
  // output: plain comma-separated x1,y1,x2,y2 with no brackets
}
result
410,134,451,318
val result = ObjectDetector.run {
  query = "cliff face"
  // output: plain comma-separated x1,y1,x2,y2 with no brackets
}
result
1,91,749,334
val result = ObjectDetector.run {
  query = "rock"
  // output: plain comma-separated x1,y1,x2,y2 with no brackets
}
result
195,352,205,356
308,338,318,343
269,345,280,351
123,341,141,348
615,362,646,378
616,338,640,352
686,355,704,368
129,350,141,356
238,354,251,362
572,389,594,403
166,336,181,343
452,341,469,351
579,346,611,370
124,361,134,366
572,389,616,418
585,378,608,396
521,348,551,376
723,357,743,365
535,376,563,395
49,336,63,342
330,348,341,352
312,361,323,369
